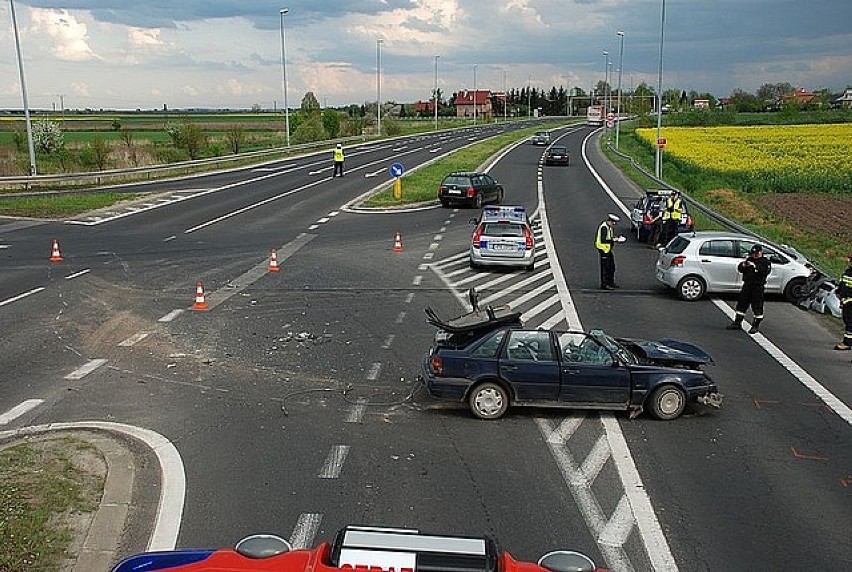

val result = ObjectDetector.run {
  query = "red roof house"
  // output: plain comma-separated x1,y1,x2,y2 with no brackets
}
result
453,90,493,119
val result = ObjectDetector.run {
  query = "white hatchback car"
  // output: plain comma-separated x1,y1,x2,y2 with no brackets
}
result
655,231,811,301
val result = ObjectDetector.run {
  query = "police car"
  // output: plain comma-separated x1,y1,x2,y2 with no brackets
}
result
469,206,536,271
110,525,606,572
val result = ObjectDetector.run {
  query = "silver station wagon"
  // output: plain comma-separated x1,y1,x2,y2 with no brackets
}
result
655,231,812,301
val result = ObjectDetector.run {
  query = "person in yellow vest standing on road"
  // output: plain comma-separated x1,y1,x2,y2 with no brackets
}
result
333,143,345,177
835,252,852,350
658,190,683,247
595,213,626,290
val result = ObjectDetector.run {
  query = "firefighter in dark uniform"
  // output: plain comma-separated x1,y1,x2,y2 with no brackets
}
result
332,143,345,177
595,213,626,290
834,252,852,351
727,243,772,334
659,190,683,247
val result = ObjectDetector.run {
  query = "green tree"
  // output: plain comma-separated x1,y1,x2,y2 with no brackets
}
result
729,88,762,112
166,122,207,159
322,108,341,138
292,116,327,143
226,124,246,154
80,136,111,171
381,116,402,136
32,120,64,153
301,92,321,115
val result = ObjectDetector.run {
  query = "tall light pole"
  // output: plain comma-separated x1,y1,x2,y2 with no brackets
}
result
616,30,625,148
278,7,291,147
473,64,478,125
527,76,531,119
433,55,440,131
10,0,37,175
655,0,666,178
602,50,609,134
502,70,507,122
376,38,383,136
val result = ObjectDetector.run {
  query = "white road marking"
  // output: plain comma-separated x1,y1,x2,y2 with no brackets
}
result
0,399,44,425
405,293,415,304
0,244,10,249
317,217,330,224
0,287,44,308
422,252,434,260
318,445,350,478
434,234,443,241
346,400,367,423
395,312,406,324
308,224,320,230
418,264,429,271
64,358,108,380
412,276,423,286
520,292,561,323
328,211,340,217
65,269,91,280
118,332,151,347
382,334,396,349
429,242,440,250
163,235,177,242
159,309,184,322
289,513,322,549
367,362,382,381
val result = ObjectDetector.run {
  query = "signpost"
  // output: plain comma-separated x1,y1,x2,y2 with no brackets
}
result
657,137,666,148
606,112,615,129
390,162,405,199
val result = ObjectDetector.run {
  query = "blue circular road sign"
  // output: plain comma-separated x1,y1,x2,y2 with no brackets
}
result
389,162,405,178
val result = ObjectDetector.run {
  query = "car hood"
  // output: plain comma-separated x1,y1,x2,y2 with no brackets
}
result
620,338,714,366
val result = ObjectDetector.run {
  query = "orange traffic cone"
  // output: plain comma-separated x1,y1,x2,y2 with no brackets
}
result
49,239,63,262
392,232,403,252
268,248,280,272
192,281,209,310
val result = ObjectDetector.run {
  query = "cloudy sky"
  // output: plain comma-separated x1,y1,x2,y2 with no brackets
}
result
1,1,850,111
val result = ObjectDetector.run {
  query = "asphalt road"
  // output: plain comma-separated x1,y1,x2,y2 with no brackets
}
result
0,121,849,571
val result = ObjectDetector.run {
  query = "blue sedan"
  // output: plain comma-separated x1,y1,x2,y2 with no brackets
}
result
421,326,721,420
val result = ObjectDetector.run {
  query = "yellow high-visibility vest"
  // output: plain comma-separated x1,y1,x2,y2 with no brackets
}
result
334,148,344,162
662,196,682,221
841,270,852,305
595,221,613,254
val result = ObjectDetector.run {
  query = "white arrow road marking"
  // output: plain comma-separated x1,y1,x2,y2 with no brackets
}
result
365,167,385,178
309,169,325,175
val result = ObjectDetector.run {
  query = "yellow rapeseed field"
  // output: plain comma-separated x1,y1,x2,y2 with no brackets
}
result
635,124,852,193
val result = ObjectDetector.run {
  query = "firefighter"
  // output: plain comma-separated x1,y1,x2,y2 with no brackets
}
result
332,143,345,177
595,213,626,290
727,244,772,334
834,252,852,351
659,190,683,247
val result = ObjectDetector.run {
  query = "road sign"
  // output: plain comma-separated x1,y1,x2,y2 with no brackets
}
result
389,162,405,178
657,138,667,148
606,112,615,121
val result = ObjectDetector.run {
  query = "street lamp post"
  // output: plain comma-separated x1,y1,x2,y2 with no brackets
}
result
602,51,609,134
655,0,666,178
502,70,507,123
377,38,383,136
9,0,37,175
473,64,477,126
616,31,625,148
433,55,440,131
278,7,291,147
527,76,531,119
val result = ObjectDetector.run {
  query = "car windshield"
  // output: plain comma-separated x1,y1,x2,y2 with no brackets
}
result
665,236,690,254
442,175,470,186
549,147,567,153
589,330,637,364
482,222,524,237
535,131,548,136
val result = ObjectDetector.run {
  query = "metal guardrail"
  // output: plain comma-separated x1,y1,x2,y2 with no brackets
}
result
606,142,837,279
0,134,369,192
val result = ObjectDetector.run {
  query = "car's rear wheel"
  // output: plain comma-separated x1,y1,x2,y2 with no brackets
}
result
473,193,484,209
468,382,509,420
496,189,504,204
676,275,706,301
648,385,686,420
783,277,807,303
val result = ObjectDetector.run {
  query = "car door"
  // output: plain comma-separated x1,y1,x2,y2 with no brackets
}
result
697,239,740,291
498,330,560,400
480,174,497,202
556,333,631,406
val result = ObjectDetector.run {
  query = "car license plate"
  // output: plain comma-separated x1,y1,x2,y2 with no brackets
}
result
492,243,515,251
447,189,461,195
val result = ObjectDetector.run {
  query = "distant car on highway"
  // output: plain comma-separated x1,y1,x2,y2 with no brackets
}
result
630,190,693,243
111,525,607,572
544,146,570,166
438,171,503,209
530,130,551,145
421,303,721,421
469,205,536,271
655,231,812,301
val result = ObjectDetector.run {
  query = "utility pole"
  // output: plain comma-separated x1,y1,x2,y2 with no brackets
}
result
10,0,37,175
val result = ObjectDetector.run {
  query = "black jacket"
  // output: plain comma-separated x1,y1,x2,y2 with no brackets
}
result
738,255,771,286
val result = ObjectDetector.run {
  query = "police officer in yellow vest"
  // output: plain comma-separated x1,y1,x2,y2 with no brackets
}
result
835,252,852,350
333,143,345,177
596,213,626,290
659,190,683,247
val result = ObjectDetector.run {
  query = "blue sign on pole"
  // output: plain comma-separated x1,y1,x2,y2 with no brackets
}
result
389,162,405,178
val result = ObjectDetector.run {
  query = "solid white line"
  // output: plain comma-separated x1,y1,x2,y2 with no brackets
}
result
289,513,322,549
158,309,184,322
64,358,108,380
118,332,151,347
318,445,350,478
0,421,186,551
65,269,91,280
711,300,852,425
0,399,44,425
0,287,45,307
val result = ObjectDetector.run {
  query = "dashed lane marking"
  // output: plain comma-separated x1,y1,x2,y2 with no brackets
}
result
0,399,44,425
158,309,184,322
64,358,108,380
65,269,91,280
289,513,322,549
318,445,350,479
118,332,151,347
0,287,45,308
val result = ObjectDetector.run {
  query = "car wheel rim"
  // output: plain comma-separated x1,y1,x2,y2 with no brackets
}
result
682,280,702,300
474,388,503,416
659,390,683,416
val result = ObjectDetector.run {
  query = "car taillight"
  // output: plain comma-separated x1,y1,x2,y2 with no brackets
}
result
472,225,484,249
670,255,686,267
430,354,443,375
524,226,533,250
643,213,654,224
466,187,475,198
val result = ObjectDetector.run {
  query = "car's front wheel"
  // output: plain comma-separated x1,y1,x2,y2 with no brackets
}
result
783,277,807,303
648,385,686,420
676,275,706,301
468,382,509,420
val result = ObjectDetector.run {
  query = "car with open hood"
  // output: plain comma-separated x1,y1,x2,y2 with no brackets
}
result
421,293,721,420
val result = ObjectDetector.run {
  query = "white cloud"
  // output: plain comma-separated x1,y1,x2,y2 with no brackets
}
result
128,28,166,48
71,82,90,97
28,8,99,62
